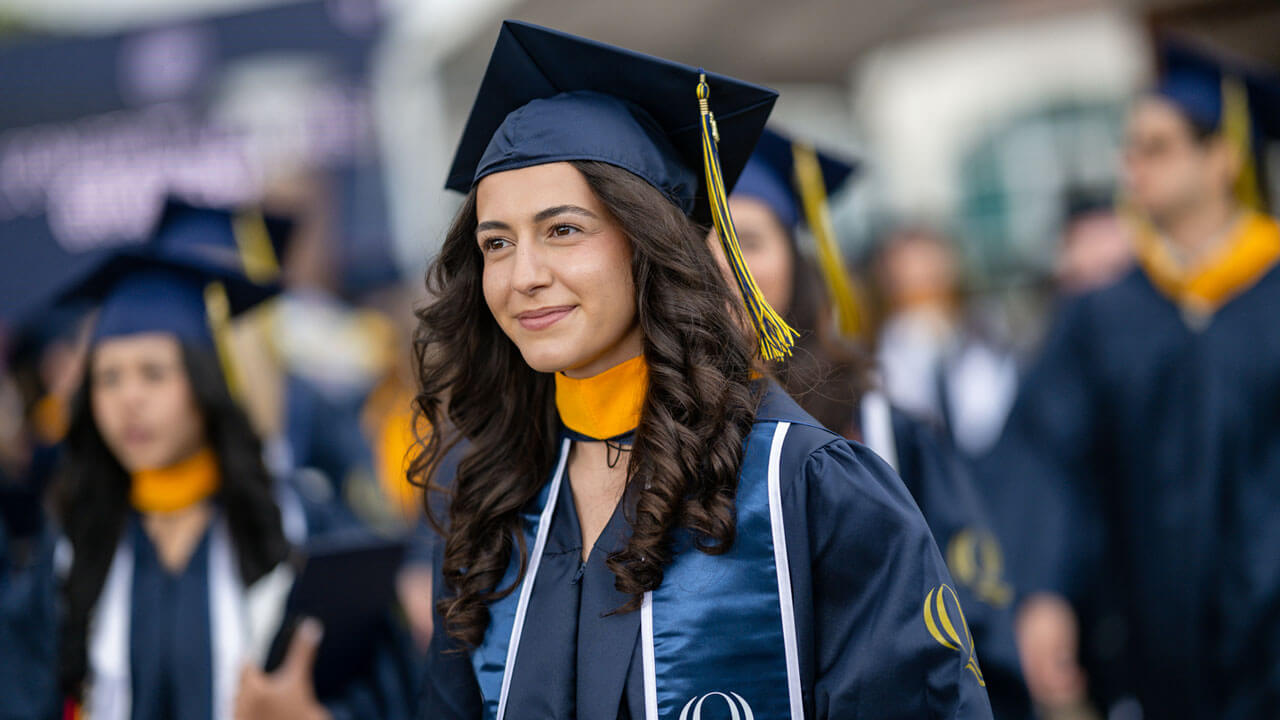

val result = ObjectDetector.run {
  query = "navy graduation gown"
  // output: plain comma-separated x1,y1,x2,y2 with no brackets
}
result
0,512,60,720
129,517,215,720
420,383,993,719
978,263,1280,718
889,411,1027,719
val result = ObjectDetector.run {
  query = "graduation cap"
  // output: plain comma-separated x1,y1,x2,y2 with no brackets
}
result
72,249,273,347
735,128,858,230
64,201,287,398
446,20,797,360
1155,39,1280,211
151,196,293,286
734,128,864,338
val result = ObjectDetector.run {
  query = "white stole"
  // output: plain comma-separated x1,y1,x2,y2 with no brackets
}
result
84,487,306,720
860,389,900,473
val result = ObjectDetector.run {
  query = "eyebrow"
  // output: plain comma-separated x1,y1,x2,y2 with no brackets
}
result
534,204,597,223
475,204,598,235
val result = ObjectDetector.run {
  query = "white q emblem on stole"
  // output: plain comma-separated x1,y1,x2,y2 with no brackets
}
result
678,691,755,720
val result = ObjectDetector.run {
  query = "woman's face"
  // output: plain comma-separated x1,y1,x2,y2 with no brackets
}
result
476,162,643,378
1124,97,1232,224
707,195,794,317
90,333,206,473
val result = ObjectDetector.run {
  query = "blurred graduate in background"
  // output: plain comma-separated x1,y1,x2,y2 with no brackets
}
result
716,127,1030,718
0,200,416,720
869,224,1020,460
979,40,1280,719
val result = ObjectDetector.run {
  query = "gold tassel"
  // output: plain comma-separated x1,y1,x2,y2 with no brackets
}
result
1222,75,1263,212
203,282,244,401
697,74,798,361
791,142,866,339
232,211,281,284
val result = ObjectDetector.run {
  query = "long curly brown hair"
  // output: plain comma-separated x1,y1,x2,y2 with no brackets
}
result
410,160,761,647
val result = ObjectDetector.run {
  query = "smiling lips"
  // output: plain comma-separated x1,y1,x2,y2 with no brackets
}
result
517,305,575,331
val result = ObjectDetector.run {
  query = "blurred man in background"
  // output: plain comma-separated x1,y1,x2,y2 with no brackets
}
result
983,45,1280,719
872,226,1019,459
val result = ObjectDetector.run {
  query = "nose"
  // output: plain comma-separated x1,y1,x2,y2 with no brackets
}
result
115,372,151,415
509,237,552,296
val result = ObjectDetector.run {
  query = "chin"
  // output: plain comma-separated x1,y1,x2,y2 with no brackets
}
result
517,347,583,374
511,337,594,375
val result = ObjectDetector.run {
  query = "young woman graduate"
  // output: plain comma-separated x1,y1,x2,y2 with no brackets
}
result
413,20,993,720
720,128,1029,718
977,42,1280,718
0,202,416,720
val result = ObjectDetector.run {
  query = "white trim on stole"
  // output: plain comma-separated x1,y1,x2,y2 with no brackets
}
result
859,390,899,473
84,517,294,720
495,437,572,720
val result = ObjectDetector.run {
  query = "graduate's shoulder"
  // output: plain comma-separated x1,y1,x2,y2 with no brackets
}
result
1073,266,1170,326
753,383,924,527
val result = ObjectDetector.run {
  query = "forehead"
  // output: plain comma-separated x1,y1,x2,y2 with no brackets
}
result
728,195,789,236
92,333,182,365
475,162,599,221
1128,97,1195,138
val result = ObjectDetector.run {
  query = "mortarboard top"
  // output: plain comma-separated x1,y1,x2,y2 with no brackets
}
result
67,204,284,348
445,20,777,227
1155,39,1280,138
734,127,858,231
151,196,293,286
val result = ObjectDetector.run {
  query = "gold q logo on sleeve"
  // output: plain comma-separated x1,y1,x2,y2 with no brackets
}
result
923,584,985,686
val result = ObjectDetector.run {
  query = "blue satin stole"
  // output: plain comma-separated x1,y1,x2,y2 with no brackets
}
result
472,420,804,720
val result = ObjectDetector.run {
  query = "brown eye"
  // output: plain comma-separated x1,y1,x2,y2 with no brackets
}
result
551,224,579,237
482,237,513,252
94,368,121,389
140,363,170,383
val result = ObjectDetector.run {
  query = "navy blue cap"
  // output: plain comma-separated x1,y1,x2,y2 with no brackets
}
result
81,254,276,347
733,127,857,230
151,196,293,283
1155,39,1280,138
5,303,90,368
67,208,282,348
445,20,778,225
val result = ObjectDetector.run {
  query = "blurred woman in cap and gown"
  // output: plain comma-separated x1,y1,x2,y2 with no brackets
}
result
0,200,415,720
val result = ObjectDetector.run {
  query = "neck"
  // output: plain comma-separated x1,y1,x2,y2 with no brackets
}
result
1159,194,1240,264
141,502,213,573
130,446,221,515
554,354,647,440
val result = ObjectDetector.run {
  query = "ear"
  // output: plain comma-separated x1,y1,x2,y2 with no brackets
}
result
1206,134,1244,191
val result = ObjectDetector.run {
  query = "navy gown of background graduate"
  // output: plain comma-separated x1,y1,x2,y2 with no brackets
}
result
976,54,1280,719
0,205,415,720
731,129,1027,717
419,20,992,720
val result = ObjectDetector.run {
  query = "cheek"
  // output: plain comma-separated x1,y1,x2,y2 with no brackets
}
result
481,263,507,318
154,379,203,446
707,237,734,287
90,386,120,439
570,239,636,325
747,243,793,312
